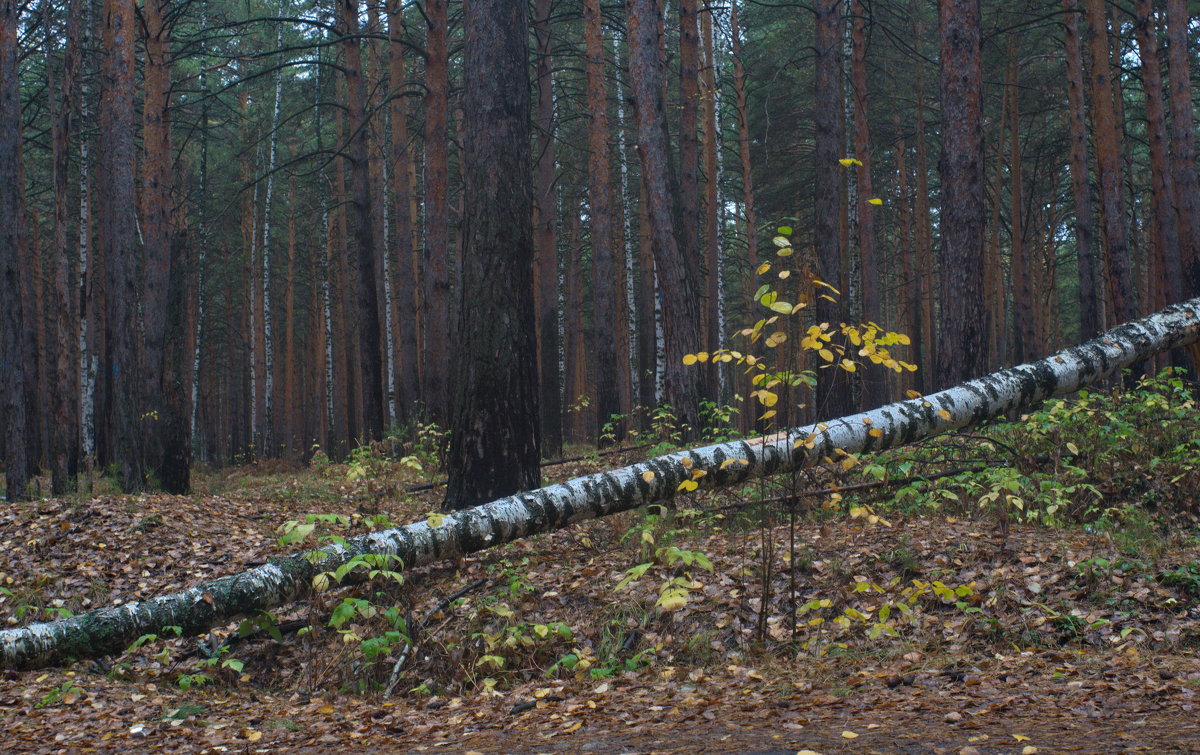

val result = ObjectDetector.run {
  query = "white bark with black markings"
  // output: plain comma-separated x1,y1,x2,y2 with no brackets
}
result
3,298,1200,670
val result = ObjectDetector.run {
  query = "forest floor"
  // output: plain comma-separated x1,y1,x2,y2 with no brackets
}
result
3,433,1200,754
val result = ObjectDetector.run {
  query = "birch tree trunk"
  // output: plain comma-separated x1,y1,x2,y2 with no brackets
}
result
6,298,1200,670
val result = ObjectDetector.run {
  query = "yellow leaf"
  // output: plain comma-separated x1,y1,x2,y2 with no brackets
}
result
850,506,867,518
691,469,707,480
656,590,688,611
426,512,447,528
641,470,656,482
759,390,778,408
1066,442,1079,455
1022,748,1038,755
840,358,857,372
868,428,883,438
683,354,698,365
868,197,883,205
1012,735,1031,743
797,751,824,755
819,348,834,362
778,269,791,279
906,389,922,399
842,730,859,739
838,158,862,167
937,409,952,421
677,479,699,492
563,721,582,733
697,352,710,362
756,262,771,275
758,410,777,421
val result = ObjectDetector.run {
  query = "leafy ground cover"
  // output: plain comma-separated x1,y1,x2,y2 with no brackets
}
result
3,375,1200,753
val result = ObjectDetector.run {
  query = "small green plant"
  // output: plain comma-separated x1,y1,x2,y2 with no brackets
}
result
36,679,85,708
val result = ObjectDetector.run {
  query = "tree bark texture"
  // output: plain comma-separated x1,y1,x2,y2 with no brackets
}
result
1062,0,1101,339
584,0,621,445
1,0,28,500
339,0,385,442
1165,0,1199,299
936,0,988,386
533,0,562,457
6,297,1200,670
813,0,851,418
99,0,143,491
443,0,540,510
1084,0,1134,326
141,0,189,493
387,0,418,426
1133,0,1181,316
626,0,704,434
422,0,450,424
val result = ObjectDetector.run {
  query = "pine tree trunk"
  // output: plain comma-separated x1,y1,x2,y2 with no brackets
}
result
627,0,704,435
731,0,758,433
936,0,988,386
850,0,880,406
1133,0,1181,318
48,0,82,493
585,0,622,445
388,0,419,426
99,0,143,491
533,0,562,457
422,0,450,424
339,0,385,442
1007,55,1035,362
1166,0,1200,299
814,0,851,417
1063,0,1102,338
444,0,540,510
1085,0,1134,326
1,0,28,500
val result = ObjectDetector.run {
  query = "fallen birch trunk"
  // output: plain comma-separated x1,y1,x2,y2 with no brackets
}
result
4,298,1200,670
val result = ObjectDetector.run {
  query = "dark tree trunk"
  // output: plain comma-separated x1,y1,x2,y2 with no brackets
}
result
339,0,385,442
388,0,419,424
1062,0,1102,339
627,0,704,435
813,0,851,416
935,0,988,386
99,0,143,490
1006,56,1036,362
850,0,881,405
1134,0,1182,320
584,0,621,444
700,6,721,402
1084,0,1134,326
533,0,561,457
731,0,758,433
0,0,28,500
443,0,540,510
678,0,704,400
1166,0,1200,299
422,0,450,424
48,0,83,493
141,0,188,492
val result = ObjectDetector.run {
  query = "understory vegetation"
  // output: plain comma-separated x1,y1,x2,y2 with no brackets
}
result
6,370,1199,706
